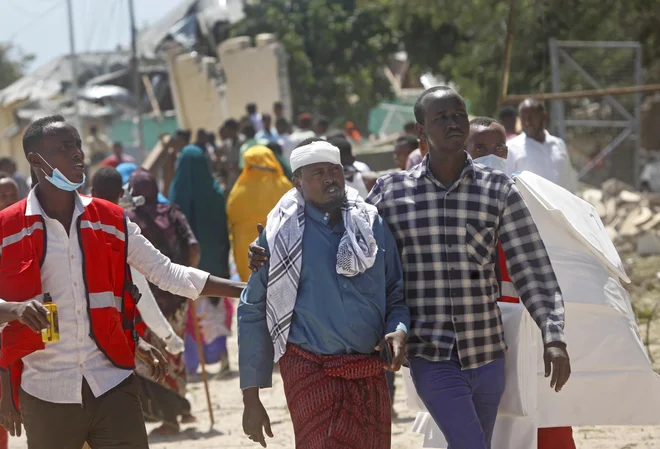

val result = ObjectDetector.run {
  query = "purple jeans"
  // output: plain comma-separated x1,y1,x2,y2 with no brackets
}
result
409,350,505,449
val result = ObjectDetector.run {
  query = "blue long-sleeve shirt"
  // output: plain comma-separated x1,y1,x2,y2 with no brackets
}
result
238,203,409,389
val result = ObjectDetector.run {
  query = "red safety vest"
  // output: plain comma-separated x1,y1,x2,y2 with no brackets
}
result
0,197,140,411
497,243,519,303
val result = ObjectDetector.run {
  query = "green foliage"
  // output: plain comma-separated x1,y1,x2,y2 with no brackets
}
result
0,44,34,90
235,0,660,122
232,0,397,125
372,0,660,115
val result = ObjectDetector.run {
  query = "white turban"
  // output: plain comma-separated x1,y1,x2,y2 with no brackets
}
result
290,140,342,173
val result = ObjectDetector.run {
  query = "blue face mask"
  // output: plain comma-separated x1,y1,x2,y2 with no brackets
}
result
474,154,507,172
38,155,85,191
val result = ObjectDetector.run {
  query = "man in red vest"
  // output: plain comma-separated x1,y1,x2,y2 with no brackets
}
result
0,115,245,449
467,116,576,449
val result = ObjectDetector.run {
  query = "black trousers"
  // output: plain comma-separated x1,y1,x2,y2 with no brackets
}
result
20,374,149,449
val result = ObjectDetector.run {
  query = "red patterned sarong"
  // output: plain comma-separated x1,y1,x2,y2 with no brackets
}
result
278,344,391,449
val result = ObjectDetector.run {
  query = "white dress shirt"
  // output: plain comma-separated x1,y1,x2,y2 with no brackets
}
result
505,130,578,193
352,160,371,173
19,190,208,404
131,267,175,341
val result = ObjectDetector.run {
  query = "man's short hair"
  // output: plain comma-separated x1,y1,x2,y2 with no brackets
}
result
469,117,499,129
247,103,257,114
275,117,290,129
498,107,517,119
274,101,283,110
396,134,419,151
91,166,124,202
317,117,329,127
176,129,191,144
224,119,239,130
262,113,272,123
519,98,545,114
267,141,283,156
414,86,459,124
403,121,416,133
242,123,256,139
0,157,14,170
23,115,67,157
298,113,313,129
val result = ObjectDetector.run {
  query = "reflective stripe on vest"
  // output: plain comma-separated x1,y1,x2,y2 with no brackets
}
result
89,292,123,311
0,222,44,254
80,220,125,241
501,281,518,299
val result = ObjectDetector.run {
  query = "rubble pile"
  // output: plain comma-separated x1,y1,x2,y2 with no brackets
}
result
580,179,660,257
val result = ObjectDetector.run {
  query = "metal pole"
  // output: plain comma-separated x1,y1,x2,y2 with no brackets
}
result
498,0,516,110
65,0,81,134
128,0,145,158
501,83,660,103
549,38,566,141
634,43,643,189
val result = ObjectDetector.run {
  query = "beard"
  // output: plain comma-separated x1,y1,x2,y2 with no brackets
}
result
308,192,346,215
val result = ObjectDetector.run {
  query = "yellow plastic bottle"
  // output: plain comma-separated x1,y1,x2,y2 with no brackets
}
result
41,293,60,343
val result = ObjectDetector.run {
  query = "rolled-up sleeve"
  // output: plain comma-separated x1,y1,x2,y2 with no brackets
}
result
238,233,274,390
127,220,208,299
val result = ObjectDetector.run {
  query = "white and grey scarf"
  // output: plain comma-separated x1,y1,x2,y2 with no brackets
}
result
265,186,378,362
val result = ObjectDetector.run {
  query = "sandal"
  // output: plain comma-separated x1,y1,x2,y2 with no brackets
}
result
152,422,180,436
180,413,197,424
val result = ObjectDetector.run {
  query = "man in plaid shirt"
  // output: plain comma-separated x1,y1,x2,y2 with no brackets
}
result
367,86,571,449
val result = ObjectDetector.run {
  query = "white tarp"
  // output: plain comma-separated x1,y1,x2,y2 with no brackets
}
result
406,171,660,448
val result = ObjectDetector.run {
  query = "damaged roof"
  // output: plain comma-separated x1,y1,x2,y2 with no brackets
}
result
0,51,132,107
137,0,244,58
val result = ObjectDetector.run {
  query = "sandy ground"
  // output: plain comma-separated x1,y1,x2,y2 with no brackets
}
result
7,319,660,449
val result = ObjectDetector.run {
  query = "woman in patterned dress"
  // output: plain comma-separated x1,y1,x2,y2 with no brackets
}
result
128,169,201,434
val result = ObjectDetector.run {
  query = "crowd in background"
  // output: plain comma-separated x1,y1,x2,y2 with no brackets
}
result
0,100,388,437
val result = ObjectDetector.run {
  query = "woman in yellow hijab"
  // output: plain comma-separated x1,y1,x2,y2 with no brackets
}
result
227,145,293,281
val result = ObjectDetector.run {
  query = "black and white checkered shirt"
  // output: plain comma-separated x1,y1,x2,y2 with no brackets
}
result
367,154,565,369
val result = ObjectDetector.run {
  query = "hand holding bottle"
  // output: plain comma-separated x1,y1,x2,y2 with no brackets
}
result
7,300,50,333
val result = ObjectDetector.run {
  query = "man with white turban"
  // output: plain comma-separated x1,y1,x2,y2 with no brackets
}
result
237,138,410,449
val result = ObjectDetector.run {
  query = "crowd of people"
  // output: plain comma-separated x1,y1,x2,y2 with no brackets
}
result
0,84,585,449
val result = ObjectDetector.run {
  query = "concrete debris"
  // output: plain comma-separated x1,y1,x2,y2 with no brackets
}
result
579,178,660,256
601,178,635,200
637,233,660,257
619,190,642,204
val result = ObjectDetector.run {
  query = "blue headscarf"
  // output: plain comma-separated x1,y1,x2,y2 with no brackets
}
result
116,162,169,204
168,145,230,278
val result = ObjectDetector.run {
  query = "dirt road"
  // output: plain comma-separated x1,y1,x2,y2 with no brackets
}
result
8,316,660,448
